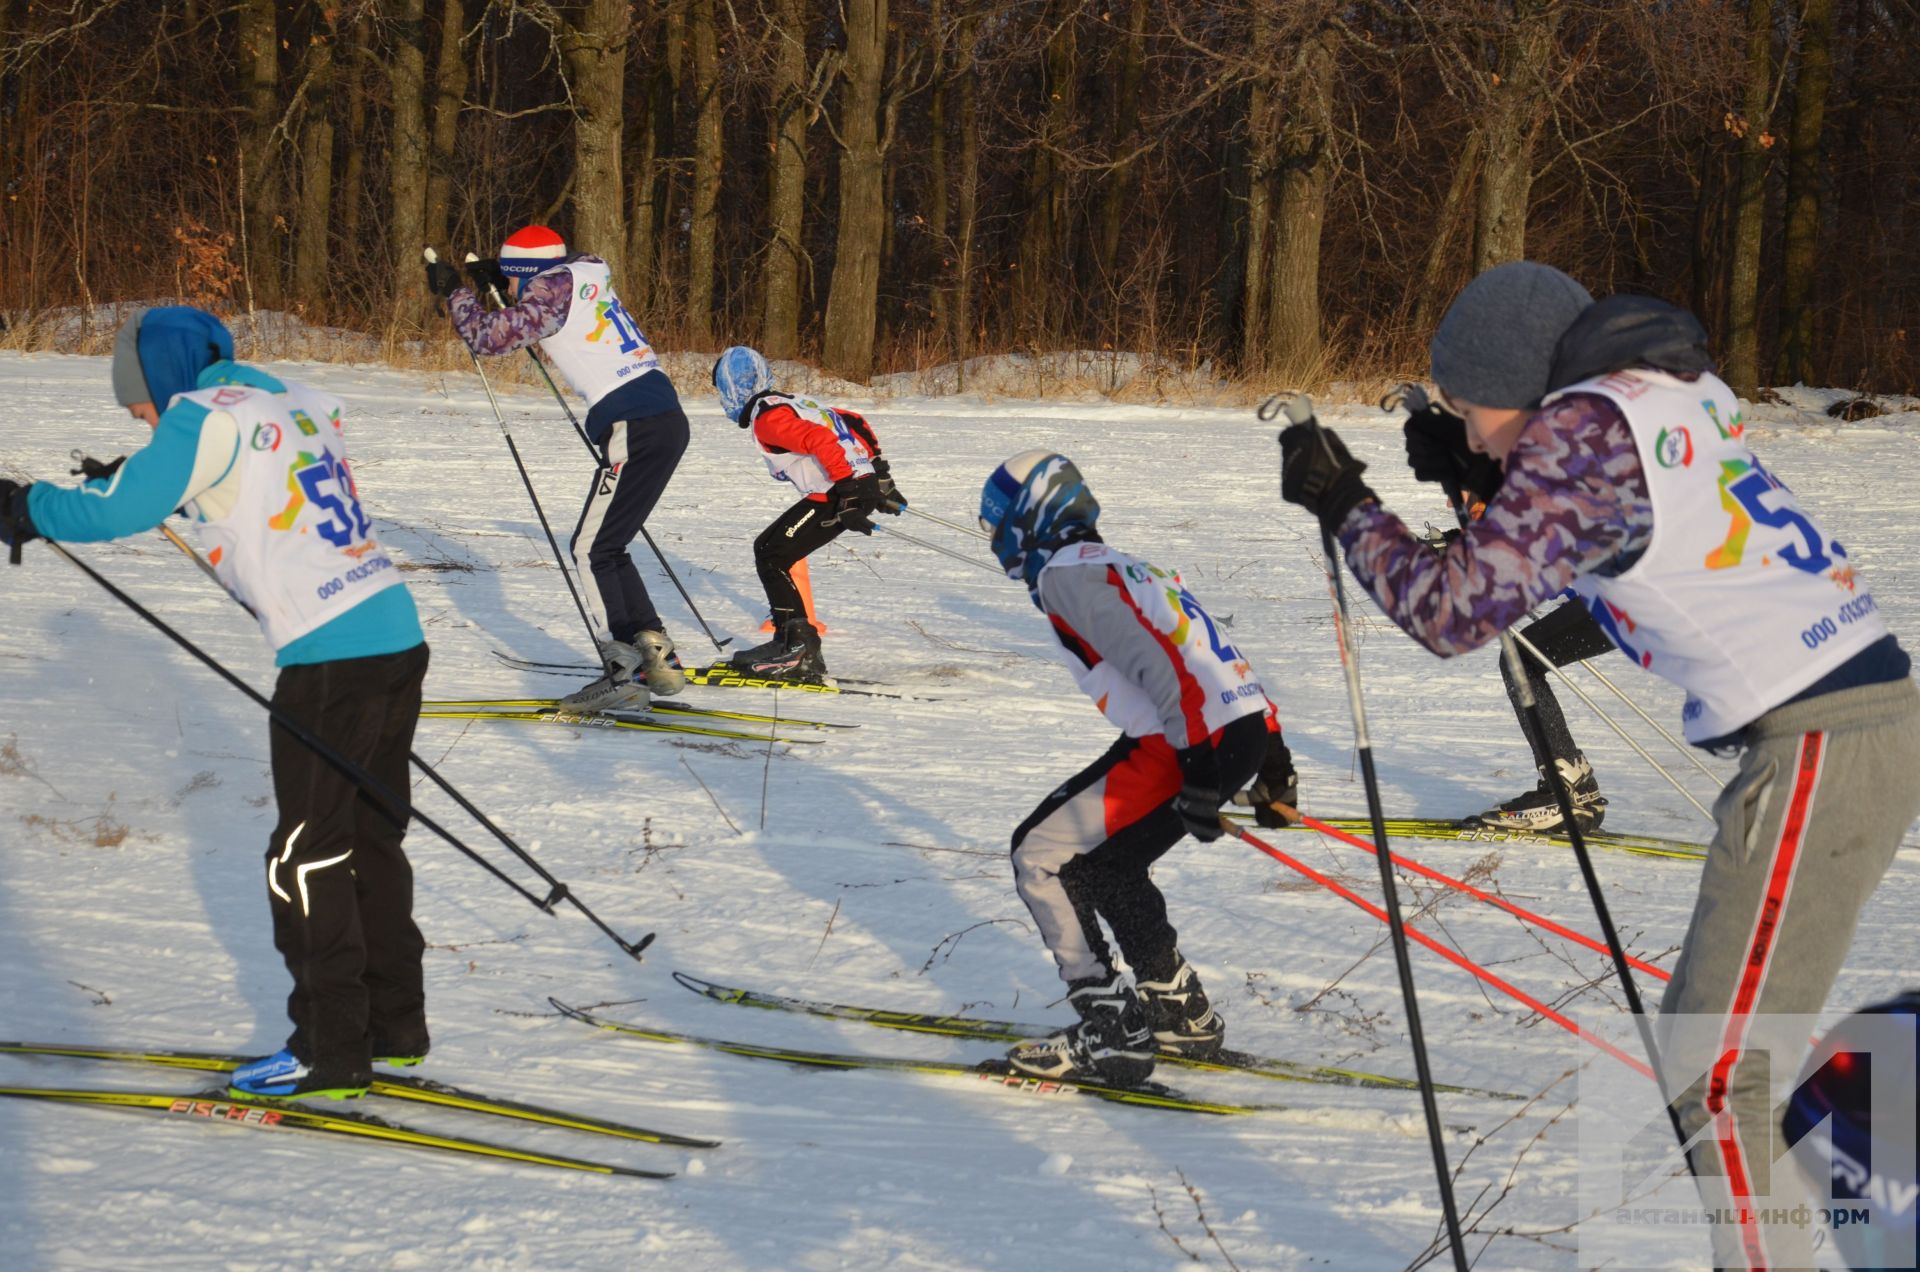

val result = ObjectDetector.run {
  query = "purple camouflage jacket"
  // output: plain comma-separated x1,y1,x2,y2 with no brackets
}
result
448,269,576,355
1336,393,1655,656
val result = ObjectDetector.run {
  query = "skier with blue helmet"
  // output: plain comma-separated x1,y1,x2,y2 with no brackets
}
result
711,346,902,683
977,450,1297,1087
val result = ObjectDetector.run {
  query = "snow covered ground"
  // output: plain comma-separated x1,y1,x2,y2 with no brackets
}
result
1,349,1916,1270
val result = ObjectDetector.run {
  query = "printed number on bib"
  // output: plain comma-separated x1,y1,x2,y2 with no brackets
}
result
290,454,372,547
1175,589,1241,663
1707,458,1835,576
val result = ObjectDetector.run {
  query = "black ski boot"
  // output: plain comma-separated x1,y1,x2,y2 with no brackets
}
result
1137,953,1226,1059
1006,970,1155,1087
1465,755,1607,833
728,618,830,684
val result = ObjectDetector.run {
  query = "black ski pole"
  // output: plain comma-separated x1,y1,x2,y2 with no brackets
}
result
463,252,732,653
425,248,613,677
1265,392,1470,1272
1402,382,1684,1146
35,535,655,961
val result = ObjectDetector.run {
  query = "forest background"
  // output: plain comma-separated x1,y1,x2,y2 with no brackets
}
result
2,0,1916,398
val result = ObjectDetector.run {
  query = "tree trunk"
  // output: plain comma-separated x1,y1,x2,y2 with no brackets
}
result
293,18,337,311
564,0,630,292
1095,0,1148,292
1472,0,1561,272
1411,130,1481,336
1264,28,1335,381
951,11,980,374
425,0,466,253
1239,14,1277,369
238,0,279,306
1014,5,1076,342
1724,0,1774,398
684,0,720,345
821,0,887,379
387,0,430,322
1775,0,1833,386
761,0,809,358
627,9,679,315
339,10,369,248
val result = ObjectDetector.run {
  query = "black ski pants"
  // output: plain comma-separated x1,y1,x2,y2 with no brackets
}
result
1010,713,1268,985
753,496,845,629
266,642,430,1074
570,407,690,644
1501,599,1614,773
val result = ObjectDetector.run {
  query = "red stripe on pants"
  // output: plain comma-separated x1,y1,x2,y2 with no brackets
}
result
1705,729,1825,1271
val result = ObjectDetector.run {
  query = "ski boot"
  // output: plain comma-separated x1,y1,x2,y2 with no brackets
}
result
1006,970,1156,1087
560,640,650,711
1465,755,1607,834
370,1025,430,1069
635,629,687,696
728,618,830,685
229,1048,371,1101
1137,953,1226,1060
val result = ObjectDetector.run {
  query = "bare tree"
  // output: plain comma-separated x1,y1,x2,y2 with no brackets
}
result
1775,0,1833,386
238,0,280,305
1723,0,1775,397
684,0,720,343
563,0,630,288
821,0,890,378
293,7,338,307
386,0,431,321
425,0,467,252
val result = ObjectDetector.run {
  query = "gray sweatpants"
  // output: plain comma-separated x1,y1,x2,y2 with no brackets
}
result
1654,679,1920,1270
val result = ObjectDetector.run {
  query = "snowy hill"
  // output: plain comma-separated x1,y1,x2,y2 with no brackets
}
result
2,350,1915,1270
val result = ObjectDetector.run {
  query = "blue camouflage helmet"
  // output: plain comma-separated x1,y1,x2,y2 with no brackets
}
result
712,346,774,426
979,450,1101,584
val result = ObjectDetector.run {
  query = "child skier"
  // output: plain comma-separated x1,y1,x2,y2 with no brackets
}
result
427,225,688,708
978,451,1297,1087
1279,262,1919,1269
0,306,431,1101
710,346,895,683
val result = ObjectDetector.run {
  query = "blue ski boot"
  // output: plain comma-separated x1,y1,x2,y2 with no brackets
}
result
228,1048,371,1100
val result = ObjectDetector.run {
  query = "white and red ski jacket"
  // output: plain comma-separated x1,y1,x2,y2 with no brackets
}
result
742,392,879,500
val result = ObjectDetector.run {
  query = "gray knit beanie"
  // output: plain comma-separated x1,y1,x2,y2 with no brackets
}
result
110,310,151,407
1430,262,1594,409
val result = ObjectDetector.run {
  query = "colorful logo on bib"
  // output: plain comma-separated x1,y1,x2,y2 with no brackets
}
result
585,295,650,356
577,282,600,301
1703,400,1745,440
1654,426,1693,468
250,422,281,452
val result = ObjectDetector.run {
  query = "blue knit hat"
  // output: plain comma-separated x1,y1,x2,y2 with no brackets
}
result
1430,262,1594,409
110,307,234,409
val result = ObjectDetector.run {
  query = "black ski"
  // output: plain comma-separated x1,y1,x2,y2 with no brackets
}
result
550,999,1275,1116
0,1039,718,1147
0,1083,671,1178
668,972,1523,1100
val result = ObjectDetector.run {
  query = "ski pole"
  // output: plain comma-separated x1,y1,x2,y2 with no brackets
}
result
871,521,1002,573
49,529,656,961
1563,646,1725,787
1509,628,1715,822
1425,434,1684,1146
1287,813,1671,980
426,249,612,676
1266,392,1469,1272
1226,822,1653,1078
464,253,732,653
903,505,992,542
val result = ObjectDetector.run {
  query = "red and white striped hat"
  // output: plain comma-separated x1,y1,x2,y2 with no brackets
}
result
498,225,568,279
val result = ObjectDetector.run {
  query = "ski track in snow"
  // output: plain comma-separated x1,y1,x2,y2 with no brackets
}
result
2,350,1916,1270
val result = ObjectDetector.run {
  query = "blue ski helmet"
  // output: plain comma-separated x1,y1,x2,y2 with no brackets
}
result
979,450,1100,583
1784,990,1918,1271
712,346,774,425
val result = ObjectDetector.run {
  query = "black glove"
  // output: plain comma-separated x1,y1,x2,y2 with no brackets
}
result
1278,422,1375,530
465,256,511,296
1173,744,1226,842
424,258,461,300
0,479,40,561
871,456,906,514
1402,397,1503,504
823,473,882,535
69,454,126,482
1247,733,1300,829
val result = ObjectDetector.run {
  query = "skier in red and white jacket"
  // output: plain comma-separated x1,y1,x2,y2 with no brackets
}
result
978,450,1298,1087
711,346,903,683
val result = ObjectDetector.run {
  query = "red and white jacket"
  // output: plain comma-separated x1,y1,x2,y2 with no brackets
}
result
1034,541,1276,750
741,392,878,500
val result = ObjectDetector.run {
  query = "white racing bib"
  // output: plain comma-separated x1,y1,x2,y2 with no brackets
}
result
1561,369,1890,741
535,258,662,408
187,384,403,650
1045,542,1273,741
748,393,876,496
